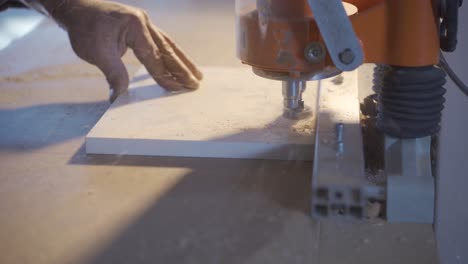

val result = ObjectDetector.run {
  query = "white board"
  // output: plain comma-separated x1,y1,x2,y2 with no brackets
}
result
86,67,318,160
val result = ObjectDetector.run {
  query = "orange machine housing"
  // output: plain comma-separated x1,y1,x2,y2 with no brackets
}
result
237,0,440,75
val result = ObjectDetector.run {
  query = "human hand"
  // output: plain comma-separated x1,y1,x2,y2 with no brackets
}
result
40,0,203,102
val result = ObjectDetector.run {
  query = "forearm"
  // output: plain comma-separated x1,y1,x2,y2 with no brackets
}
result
26,0,77,26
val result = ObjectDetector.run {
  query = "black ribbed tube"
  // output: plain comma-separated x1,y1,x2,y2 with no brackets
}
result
375,65,447,138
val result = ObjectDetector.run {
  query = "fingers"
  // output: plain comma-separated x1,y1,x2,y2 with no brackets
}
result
145,21,201,89
129,23,185,91
126,11,202,91
159,29,203,80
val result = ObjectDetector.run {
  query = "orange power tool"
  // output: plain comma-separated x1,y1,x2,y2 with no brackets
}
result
235,0,459,128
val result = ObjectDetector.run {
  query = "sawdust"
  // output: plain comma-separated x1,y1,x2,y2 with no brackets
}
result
366,200,383,219
214,116,316,144
264,116,316,136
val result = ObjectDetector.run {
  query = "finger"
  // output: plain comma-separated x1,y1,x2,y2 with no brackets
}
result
159,29,203,80
68,31,130,102
128,24,185,91
95,54,130,103
145,21,201,89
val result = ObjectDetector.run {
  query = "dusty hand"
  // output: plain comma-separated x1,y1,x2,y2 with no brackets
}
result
41,0,203,102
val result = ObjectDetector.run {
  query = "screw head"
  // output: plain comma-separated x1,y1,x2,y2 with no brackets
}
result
304,42,325,64
339,49,355,65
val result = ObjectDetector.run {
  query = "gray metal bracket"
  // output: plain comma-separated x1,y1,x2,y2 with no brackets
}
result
307,0,364,71
385,136,435,223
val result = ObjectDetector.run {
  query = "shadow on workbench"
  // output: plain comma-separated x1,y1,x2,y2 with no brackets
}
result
0,101,109,151
70,149,314,263
75,152,313,263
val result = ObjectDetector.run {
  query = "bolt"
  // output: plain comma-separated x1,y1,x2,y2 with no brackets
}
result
337,123,344,142
339,48,355,65
304,42,325,64
336,123,344,154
